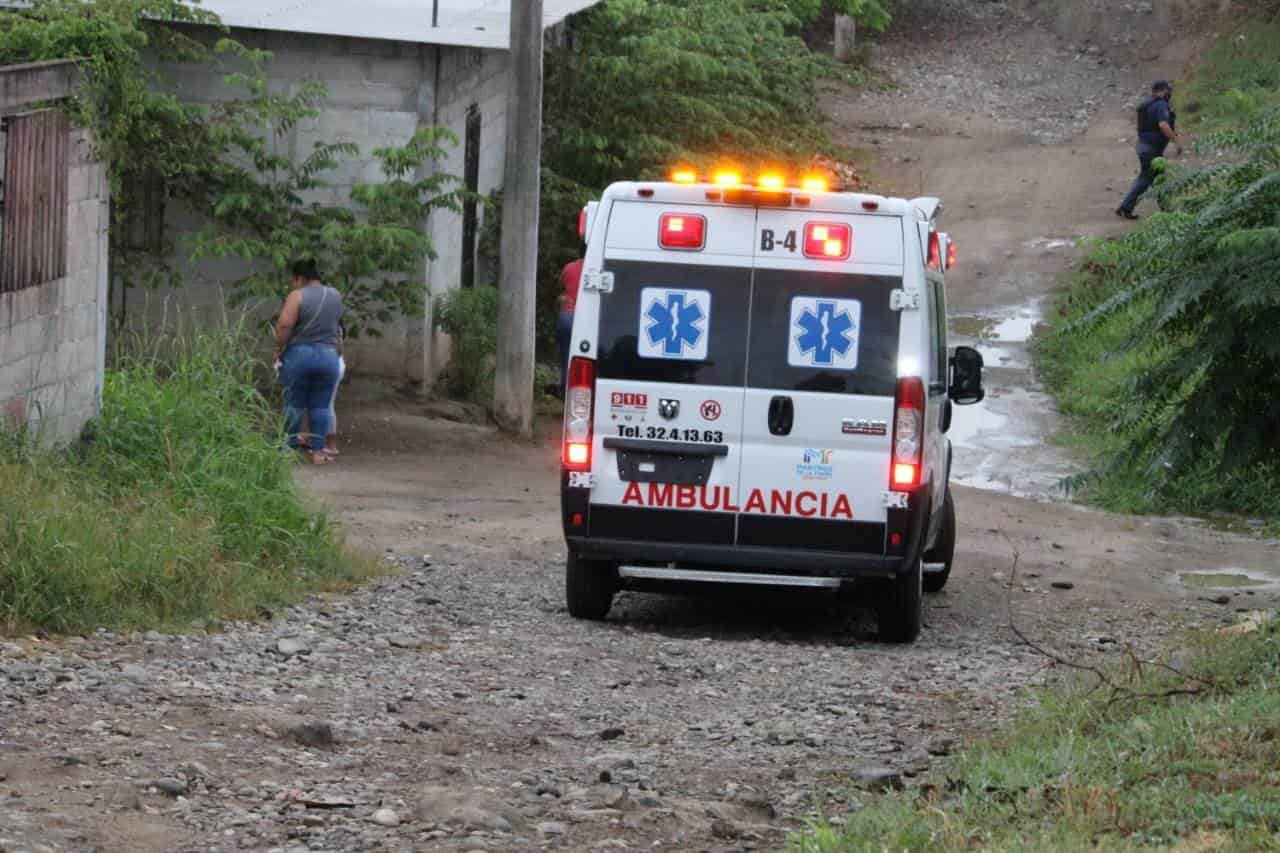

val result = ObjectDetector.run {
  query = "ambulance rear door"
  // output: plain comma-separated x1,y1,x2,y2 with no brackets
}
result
587,199,755,547
735,209,906,553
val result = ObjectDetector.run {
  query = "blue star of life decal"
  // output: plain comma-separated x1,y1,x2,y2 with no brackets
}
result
788,296,861,370
639,288,710,361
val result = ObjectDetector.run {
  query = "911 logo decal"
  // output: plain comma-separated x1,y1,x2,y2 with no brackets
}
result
788,296,860,370
639,288,710,361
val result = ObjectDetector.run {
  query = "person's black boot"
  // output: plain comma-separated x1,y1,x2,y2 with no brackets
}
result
1116,208,1139,220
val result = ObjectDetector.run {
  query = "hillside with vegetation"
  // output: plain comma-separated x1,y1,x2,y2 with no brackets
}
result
1037,14,1280,525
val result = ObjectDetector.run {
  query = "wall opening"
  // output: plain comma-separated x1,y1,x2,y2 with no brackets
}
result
0,109,69,294
460,102,481,290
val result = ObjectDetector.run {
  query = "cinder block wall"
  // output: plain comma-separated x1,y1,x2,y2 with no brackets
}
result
0,127,109,444
139,30,508,387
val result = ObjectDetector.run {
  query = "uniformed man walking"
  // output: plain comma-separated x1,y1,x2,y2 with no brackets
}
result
1116,80,1181,220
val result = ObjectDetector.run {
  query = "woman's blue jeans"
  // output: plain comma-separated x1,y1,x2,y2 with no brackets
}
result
280,343,341,449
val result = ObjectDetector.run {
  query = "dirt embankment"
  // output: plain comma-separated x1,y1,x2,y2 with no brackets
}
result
2,2,1276,852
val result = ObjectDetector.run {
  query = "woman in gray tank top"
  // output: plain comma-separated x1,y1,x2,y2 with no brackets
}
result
274,259,344,463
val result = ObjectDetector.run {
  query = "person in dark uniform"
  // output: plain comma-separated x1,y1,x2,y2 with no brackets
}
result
1116,80,1182,220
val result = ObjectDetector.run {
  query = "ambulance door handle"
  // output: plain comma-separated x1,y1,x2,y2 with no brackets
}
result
768,396,794,436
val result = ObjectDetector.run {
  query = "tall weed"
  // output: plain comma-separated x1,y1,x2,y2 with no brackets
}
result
0,318,370,634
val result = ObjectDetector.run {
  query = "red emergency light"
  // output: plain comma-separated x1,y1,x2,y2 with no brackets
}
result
562,357,596,470
803,222,851,260
659,212,706,250
891,377,925,490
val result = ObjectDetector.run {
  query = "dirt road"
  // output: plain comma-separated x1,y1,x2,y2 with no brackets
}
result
2,3,1278,852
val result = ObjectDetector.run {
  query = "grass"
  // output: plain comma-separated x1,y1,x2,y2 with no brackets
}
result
792,615,1280,851
0,319,378,635
1180,15,1280,133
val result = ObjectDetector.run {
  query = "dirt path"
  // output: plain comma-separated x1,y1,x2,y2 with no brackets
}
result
3,4,1278,852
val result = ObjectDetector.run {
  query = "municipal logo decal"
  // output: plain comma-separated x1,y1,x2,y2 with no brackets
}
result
788,296,860,370
797,448,834,481
639,288,710,361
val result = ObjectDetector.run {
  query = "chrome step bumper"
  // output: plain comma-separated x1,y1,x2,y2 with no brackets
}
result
617,565,842,589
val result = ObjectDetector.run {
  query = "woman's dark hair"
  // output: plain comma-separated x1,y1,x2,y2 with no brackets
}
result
291,259,321,281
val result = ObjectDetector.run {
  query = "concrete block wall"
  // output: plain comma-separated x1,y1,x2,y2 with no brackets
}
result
139,30,510,387
423,45,509,384
0,127,109,445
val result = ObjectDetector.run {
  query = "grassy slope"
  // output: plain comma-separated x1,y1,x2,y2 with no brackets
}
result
793,617,1280,851
1034,15,1280,521
0,325,377,634
794,17,1280,852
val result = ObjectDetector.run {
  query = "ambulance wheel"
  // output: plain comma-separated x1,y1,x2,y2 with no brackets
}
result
877,557,923,644
566,551,616,621
922,490,956,594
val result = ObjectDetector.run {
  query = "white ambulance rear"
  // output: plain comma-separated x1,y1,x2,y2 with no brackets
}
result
559,174,984,643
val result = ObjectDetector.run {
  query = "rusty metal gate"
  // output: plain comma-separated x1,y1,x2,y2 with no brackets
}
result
0,108,69,293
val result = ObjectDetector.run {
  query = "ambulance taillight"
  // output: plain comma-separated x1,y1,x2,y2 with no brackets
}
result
659,213,707,250
891,377,925,490
946,237,957,269
803,222,852,260
563,358,596,470
927,232,942,270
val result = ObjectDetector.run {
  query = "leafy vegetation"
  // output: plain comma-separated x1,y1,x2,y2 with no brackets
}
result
187,44,469,339
433,285,502,403
0,321,374,634
1037,17,1280,520
1180,16,1280,131
793,615,1280,851
508,0,857,361
0,1,463,339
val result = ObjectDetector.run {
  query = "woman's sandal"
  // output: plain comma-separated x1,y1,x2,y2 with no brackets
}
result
309,451,334,465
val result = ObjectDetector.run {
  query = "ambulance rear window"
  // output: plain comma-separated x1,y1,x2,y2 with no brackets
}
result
747,270,901,398
596,260,749,387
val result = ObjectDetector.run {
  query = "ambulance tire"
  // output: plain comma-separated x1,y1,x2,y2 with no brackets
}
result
877,557,923,644
922,490,956,594
566,551,617,621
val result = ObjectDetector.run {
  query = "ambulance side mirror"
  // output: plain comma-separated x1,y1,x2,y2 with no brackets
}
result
949,346,985,406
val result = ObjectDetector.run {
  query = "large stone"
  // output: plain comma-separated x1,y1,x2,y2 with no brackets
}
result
852,766,903,792
414,785,520,832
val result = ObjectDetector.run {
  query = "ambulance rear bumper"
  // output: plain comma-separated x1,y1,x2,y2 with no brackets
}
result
566,536,910,580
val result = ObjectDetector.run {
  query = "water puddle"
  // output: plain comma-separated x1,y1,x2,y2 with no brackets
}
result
947,299,1079,500
991,314,1038,343
1027,237,1077,252
1180,570,1279,590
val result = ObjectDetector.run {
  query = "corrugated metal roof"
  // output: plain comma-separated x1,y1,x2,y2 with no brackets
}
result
183,0,601,48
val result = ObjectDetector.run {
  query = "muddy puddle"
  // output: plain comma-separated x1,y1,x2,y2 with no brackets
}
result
1180,570,1280,590
947,300,1080,500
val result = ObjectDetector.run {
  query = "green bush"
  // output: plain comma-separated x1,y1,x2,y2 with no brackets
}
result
0,322,370,634
434,286,501,403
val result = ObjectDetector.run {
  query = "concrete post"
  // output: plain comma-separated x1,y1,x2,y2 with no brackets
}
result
493,0,542,436
834,14,856,63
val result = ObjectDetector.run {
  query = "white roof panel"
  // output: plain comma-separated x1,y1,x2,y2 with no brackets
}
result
184,0,601,48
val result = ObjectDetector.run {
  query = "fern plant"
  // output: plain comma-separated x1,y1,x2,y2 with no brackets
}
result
1057,108,1280,495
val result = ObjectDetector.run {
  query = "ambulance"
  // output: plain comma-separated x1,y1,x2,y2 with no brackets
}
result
559,170,985,642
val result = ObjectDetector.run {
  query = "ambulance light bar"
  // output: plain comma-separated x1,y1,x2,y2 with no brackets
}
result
668,169,836,193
